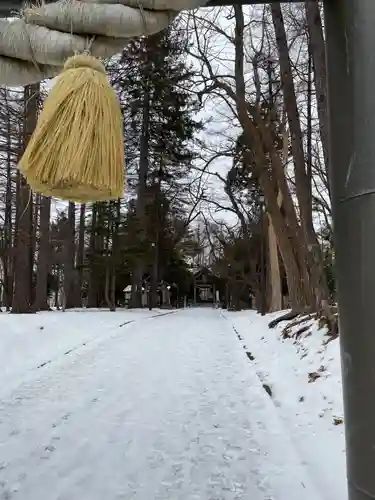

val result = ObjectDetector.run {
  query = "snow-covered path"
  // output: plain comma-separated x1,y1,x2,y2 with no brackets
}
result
0,309,317,500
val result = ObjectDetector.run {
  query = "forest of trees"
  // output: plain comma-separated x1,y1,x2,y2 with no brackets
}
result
186,1,334,322
0,2,335,324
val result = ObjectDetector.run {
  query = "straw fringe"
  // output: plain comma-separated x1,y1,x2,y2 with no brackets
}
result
19,54,124,203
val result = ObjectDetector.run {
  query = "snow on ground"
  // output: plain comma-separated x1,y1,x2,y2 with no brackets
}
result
0,308,321,500
0,308,167,398
224,310,346,500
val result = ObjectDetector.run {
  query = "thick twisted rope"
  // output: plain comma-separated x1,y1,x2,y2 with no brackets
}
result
0,0,207,87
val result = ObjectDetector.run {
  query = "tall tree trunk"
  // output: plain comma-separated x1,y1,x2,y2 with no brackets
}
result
131,91,150,308
104,267,115,311
267,195,282,312
33,195,51,311
12,84,38,314
3,133,13,310
260,172,312,309
12,179,33,314
88,203,99,308
3,90,14,311
30,193,39,304
271,3,330,310
111,199,121,309
305,0,330,183
54,265,61,310
63,202,76,309
271,3,312,224
150,188,160,310
96,203,105,306
232,6,312,309
104,201,115,311
77,203,86,305
265,57,282,313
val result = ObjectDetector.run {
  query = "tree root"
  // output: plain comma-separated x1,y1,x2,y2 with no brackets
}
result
268,310,299,329
268,306,339,340
282,323,311,340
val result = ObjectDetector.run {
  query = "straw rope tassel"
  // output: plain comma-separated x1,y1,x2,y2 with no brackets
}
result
19,54,125,203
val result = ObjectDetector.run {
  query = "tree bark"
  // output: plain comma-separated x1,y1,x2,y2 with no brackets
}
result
104,201,116,311
12,84,38,314
232,6,312,309
77,203,86,305
271,3,330,309
88,203,99,308
260,172,312,309
33,195,51,311
131,90,150,308
63,202,76,309
271,3,313,226
12,178,33,313
305,0,330,182
3,100,13,311
267,204,282,311
111,199,121,309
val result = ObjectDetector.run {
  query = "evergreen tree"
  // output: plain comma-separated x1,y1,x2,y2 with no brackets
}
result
109,21,203,306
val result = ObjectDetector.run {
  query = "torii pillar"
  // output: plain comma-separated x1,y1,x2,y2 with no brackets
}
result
210,1,375,497
324,1,375,498
0,0,372,497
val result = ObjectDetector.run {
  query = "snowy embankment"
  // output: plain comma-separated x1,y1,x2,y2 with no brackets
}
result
224,309,347,500
0,308,165,399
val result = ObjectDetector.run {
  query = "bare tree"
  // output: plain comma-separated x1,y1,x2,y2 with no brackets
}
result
33,195,51,311
186,5,331,313
12,84,38,314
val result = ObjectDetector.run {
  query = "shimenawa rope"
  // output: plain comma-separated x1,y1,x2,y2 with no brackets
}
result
12,0,208,202
0,0,208,87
